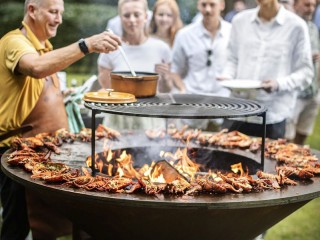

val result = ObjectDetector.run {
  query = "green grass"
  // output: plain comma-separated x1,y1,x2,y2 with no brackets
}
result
265,111,320,240
305,111,320,150
265,198,320,240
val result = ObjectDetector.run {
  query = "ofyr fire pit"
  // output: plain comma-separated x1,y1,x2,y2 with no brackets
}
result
2,94,319,239
2,134,320,240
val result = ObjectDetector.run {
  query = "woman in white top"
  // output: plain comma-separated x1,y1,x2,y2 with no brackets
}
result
97,0,172,130
98,0,172,92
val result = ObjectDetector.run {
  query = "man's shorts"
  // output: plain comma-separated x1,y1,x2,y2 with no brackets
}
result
285,96,320,140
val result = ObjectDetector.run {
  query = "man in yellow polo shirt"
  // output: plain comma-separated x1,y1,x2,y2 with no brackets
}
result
0,0,121,239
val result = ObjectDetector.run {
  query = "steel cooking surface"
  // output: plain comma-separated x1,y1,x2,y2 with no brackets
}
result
84,93,267,119
3,136,319,207
2,133,320,240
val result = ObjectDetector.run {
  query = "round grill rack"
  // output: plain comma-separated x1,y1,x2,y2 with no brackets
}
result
84,94,267,119
84,93,267,174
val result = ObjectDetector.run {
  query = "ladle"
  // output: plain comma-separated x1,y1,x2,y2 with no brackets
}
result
107,29,137,77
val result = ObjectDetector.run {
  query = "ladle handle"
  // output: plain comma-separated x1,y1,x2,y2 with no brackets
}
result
106,29,137,77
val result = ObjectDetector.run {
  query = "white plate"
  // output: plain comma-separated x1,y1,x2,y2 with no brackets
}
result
220,79,262,90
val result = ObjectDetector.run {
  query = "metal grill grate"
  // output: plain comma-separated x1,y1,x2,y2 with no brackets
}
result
84,93,267,119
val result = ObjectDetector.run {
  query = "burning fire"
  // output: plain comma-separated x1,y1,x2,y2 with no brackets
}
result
86,144,201,184
231,162,245,177
160,148,200,181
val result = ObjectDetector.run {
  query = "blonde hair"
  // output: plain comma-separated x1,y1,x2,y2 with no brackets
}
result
118,0,148,14
149,0,183,46
118,0,149,37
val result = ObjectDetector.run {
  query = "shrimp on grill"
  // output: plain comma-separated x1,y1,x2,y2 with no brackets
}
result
276,166,314,180
256,170,297,187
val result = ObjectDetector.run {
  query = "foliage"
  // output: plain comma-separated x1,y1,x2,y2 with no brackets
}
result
0,2,117,75
0,3,24,34
51,3,117,74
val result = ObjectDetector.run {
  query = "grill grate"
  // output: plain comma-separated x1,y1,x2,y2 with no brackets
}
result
84,94,267,119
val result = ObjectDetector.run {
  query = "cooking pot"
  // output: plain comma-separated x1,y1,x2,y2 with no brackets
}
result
110,71,159,98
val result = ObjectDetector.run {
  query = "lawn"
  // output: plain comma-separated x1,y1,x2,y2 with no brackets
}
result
265,111,320,240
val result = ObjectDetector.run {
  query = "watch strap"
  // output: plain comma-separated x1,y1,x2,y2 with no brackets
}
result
78,38,89,55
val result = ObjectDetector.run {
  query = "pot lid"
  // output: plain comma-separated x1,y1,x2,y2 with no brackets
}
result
83,89,137,104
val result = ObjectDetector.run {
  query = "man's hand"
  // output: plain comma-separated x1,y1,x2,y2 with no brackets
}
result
216,76,230,81
261,79,278,93
86,31,122,54
312,53,320,63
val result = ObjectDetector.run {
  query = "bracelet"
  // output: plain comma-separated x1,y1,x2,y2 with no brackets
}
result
78,38,89,55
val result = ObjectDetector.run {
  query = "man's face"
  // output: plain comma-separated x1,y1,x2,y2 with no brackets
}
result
294,0,316,21
197,0,225,21
234,1,246,12
31,0,64,41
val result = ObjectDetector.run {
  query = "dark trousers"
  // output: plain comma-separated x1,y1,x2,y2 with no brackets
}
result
0,148,30,240
222,119,286,140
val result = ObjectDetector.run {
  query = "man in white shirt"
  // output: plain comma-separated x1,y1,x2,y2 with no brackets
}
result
172,0,231,97
171,0,231,130
285,0,320,144
221,0,313,139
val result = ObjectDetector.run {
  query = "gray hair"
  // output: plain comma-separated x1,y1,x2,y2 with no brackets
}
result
24,0,41,14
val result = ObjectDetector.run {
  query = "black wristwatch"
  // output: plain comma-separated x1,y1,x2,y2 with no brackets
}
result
78,38,89,55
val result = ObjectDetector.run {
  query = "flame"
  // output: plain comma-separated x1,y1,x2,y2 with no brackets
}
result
87,142,201,184
115,150,140,179
106,148,112,162
107,164,113,176
170,148,199,180
149,164,166,183
96,159,104,173
117,166,124,177
141,163,153,177
85,156,92,167
85,153,99,167
231,162,245,177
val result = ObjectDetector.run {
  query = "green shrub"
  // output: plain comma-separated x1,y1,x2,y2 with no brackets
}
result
0,2,117,75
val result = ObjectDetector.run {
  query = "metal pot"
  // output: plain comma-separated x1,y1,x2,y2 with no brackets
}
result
110,71,159,98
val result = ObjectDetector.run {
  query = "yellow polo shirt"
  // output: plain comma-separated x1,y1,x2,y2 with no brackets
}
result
0,22,53,147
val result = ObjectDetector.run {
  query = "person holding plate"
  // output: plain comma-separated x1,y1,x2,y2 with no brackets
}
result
220,0,313,139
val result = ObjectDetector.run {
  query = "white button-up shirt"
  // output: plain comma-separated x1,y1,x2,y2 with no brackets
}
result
171,19,231,97
223,6,313,124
